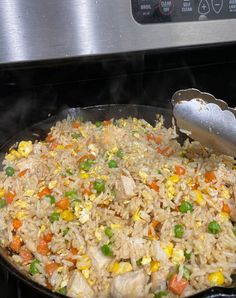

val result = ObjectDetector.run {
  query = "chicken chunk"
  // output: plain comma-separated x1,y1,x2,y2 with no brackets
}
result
87,245,110,272
67,270,95,298
121,175,136,197
111,270,148,298
151,268,168,292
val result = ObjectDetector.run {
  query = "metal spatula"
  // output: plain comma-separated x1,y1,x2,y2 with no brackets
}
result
172,88,236,158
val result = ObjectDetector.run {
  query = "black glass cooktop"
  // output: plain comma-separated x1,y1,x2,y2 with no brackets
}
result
0,267,46,298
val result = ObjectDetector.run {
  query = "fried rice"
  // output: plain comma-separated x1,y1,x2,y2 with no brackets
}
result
0,115,236,298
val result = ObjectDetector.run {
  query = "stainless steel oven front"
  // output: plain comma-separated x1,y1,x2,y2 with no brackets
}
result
0,0,236,64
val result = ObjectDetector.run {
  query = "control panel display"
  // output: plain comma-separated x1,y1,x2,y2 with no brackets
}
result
132,0,236,23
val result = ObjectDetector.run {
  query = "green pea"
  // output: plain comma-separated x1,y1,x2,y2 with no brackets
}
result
71,132,81,139
58,286,67,295
116,149,124,158
108,160,118,168
80,159,93,172
66,169,74,176
5,166,15,176
174,224,185,238
63,227,70,236
95,121,102,127
136,258,142,267
65,190,78,201
45,195,56,205
29,259,40,275
0,199,6,208
184,250,192,260
179,201,193,213
104,227,113,238
101,244,112,257
154,291,168,298
93,180,105,193
208,220,221,234
49,212,60,223
183,266,191,280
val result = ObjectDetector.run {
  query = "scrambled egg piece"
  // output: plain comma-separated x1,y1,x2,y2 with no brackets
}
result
18,141,33,157
76,255,91,270
141,256,151,266
5,149,21,161
138,171,148,183
24,189,35,196
172,248,185,264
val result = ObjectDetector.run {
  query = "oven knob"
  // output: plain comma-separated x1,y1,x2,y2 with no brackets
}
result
158,0,174,15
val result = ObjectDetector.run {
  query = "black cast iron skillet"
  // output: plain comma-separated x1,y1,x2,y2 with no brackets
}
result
0,104,235,298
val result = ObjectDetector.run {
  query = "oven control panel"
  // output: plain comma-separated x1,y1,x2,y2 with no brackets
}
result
132,0,236,23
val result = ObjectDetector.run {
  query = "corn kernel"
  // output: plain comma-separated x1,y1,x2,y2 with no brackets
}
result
56,145,64,150
48,180,57,189
0,188,5,198
168,175,180,183
18,141,33,157
161,242,173,258
132,208,141,221
172,248,185,264
150,261,160,272
108,261,120,273
80,173,89,179
193,190,205,206
208,271,225,286
61,210,74,221
141,256,151,266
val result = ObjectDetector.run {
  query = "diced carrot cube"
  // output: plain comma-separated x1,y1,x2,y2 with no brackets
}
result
10,235,22,253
